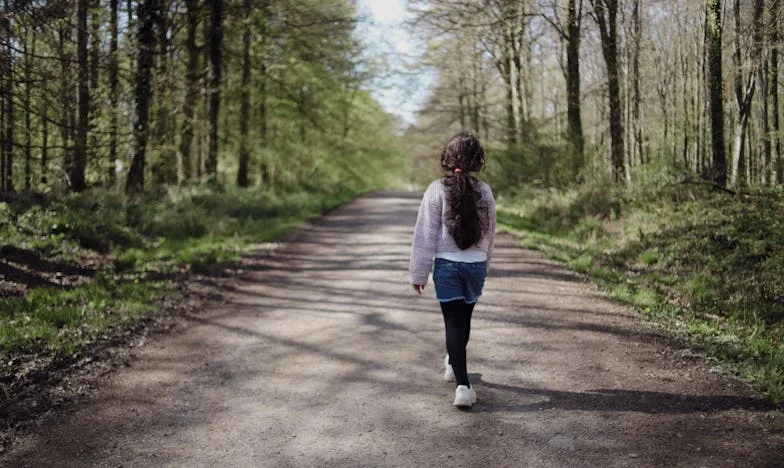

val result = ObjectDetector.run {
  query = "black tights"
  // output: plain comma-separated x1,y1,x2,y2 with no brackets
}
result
440,299,476,387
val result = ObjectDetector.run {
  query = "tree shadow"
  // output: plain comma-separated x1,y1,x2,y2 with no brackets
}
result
0,262,60,289
1,246,95,277
469,374,774,414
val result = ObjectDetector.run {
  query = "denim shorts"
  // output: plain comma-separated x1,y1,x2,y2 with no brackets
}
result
432,258,488,304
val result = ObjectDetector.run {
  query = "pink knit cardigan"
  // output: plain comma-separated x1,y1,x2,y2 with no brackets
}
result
409,179,496,286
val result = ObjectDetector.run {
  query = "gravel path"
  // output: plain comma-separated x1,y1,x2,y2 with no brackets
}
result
3,191,782,467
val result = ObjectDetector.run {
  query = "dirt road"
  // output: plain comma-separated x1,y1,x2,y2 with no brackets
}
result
3,191,782,467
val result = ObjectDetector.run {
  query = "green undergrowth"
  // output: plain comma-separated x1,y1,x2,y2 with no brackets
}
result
496,181,784,405
0,278,167,366
0,184,359,371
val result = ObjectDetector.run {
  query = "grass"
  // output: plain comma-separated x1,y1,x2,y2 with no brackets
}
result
0,278,166,363
496,182,784,405
0,183,361,373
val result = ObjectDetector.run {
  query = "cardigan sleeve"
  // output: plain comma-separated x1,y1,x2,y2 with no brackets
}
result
409,182,442,285
485,184,497,269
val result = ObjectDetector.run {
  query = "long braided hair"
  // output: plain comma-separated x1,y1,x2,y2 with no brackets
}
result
440,131,488,250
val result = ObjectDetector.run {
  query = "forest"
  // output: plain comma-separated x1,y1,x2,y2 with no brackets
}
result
405,0,784,402
0,0,783,423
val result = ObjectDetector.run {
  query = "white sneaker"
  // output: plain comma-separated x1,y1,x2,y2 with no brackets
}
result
454,385,477,407
443,354,455,382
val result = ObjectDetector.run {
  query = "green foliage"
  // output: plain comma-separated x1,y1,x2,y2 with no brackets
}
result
0,183,359,371
497,180,784,404
0,279,165,363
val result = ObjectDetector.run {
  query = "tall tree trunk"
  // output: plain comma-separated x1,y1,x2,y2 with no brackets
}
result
180,0,200,183
23,28,31,191
89,0,100,174
126,0,157,192
258,0,269,184
0,11,5,193
236,0,251,187
108,0,119,185
1,0,13,193
706,0,727,186
72,0,89,192
773,0,782,184
631,0,643,167
503,58,517,147
761,56,772,184
205,0,224,177
42,103,48,185
730,0,764,188
58,21,72,187
592,0,625,184
0,14,5,193
458,85,467,130
153,0,175,184
757,0,772,184
566,0,584,179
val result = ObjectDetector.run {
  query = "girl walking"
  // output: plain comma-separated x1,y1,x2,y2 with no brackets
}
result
409,131,496,408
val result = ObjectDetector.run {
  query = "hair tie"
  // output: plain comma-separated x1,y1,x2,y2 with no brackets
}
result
454,168,463,174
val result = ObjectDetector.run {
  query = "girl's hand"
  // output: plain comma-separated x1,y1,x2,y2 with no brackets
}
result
412,284,424,295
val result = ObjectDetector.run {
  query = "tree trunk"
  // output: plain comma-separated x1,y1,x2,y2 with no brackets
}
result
773,0,782,183
1,0,13,193
503,58,517,147
23,28,31,191
180,0,200,183
205,0,224,177
89,0,100,173
706,0,727,186
108,0,119,185
258,0,269,185
72,0,89,192
730,0,764,188
631,0,643,167
236,0,251,187
458,86,467,130
126,0,157,192
42,103,48,185
592,0,625,184
761,57,772,184
566,0,584,179
153,0,176,184
58,21,72,187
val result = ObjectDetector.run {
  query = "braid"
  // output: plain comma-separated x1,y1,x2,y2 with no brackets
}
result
440,131,488,250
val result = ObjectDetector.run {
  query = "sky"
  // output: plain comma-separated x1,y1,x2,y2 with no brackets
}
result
356,0,433,126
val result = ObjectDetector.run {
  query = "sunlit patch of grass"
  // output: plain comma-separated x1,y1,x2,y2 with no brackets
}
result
639,248,660,265
568,253,593,273
632,288,659,308
0,279,166,364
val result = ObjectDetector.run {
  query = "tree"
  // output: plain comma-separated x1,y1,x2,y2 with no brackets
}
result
72,0,89,192
730,0,764,188
1,0,14,193
126,0,157,192
205,0,224,177
770,0,782,183
541,0,585,179
23,27,31,190
566,0,584,177
179,0,200,183
237,0,252,187
630,0,643,167
108,0,119,184
706,0,727,186
591,0,625,183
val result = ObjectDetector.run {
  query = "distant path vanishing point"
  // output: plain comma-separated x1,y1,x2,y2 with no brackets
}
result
3,191,782,467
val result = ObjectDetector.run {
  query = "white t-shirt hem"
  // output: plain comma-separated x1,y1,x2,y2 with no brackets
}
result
435,250,488,263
